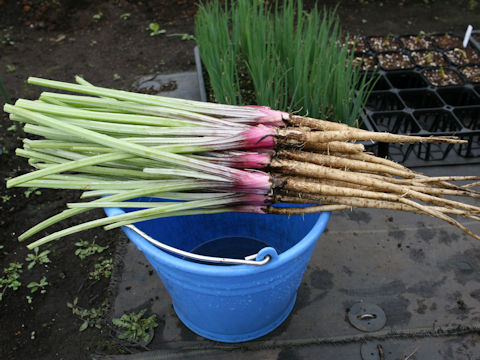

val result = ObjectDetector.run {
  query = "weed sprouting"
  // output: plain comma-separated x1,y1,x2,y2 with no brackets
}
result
26,247,51,270
27,276,49,294
67,297,108,332
0,262,23,301
112,309,158,343
89,258,113,280
74,240,108,260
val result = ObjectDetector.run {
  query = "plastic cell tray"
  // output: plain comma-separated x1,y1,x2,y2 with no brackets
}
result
356,33,480,165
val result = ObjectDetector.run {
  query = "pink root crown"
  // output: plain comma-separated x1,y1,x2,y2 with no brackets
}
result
239,193,272,205
234,171,271,192
245,105,288,127
243,125,276,149
232,152,271,169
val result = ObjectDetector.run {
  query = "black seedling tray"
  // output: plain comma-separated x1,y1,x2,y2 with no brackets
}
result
356,32,480,166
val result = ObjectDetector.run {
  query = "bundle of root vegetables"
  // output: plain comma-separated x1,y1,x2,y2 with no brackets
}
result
4,77,480,250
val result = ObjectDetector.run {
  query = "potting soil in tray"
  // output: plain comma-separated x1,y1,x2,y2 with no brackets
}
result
353,32,480,166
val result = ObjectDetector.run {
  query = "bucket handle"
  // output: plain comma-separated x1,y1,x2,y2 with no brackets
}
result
125,225,273,266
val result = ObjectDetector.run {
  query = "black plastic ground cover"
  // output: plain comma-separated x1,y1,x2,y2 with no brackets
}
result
356,32,480,165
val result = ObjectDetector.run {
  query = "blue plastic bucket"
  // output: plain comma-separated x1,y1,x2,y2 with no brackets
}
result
105,201,330,343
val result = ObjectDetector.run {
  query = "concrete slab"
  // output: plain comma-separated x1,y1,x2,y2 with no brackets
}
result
135,72,202,101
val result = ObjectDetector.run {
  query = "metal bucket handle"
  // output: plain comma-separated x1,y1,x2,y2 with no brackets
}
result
125,224,276,266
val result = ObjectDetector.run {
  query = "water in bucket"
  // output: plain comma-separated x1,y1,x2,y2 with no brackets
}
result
189,236,271,265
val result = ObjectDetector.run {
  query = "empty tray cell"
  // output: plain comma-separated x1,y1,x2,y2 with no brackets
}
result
414,110,463,133
370,112,420,134
453,108,480,157
367,73,390,91
460,65,480,83
368,35,402,52
399,34,435,50
454,107,480,129
422,68,464,87
413,110,462,160
444,48,480,66
431,33,463,49
376,52,414,70
437,87,480,106
399,90,443,109
365,91,404,111
386,71,428,89
410,50,448,67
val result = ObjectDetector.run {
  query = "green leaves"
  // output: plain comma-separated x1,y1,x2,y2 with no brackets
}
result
195,0,377,126
26,247,51,270
67,297,108,332
148,23,166,37
89,258,113,280
26,276,48,294
1,262,23,300
74,240,108,260
112,309,158,343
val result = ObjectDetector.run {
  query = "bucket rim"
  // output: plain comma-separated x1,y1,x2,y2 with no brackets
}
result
104,207,330,276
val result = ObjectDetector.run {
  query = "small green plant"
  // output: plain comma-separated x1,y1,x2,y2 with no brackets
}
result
454,47,467,59
93,11,103,20
416,30,425,42
382,34,392,46
148,23,166,37
67,297,108,331
167,33,195,41
74,240,108,260
89,258,113,280
24,187,41,198
27,276,48,294
7,124,17,132
90,40,98,46
426,52,433,64
26,295,33,304
25,247,51,270
112,309,158,343
6,64,16,73
440,66,446,79
1,28,15,46
1,262,23,301
120,13,131,20
1,195,11,203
